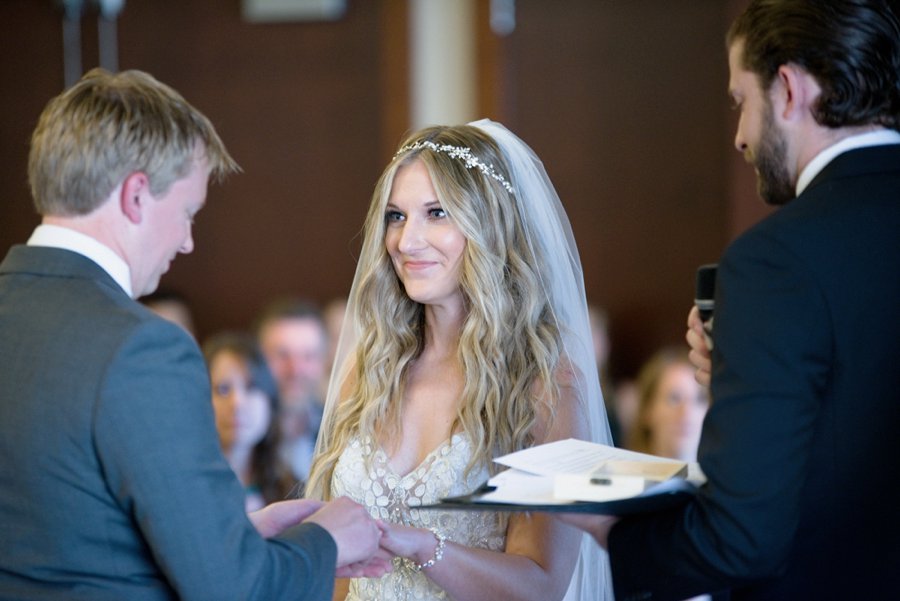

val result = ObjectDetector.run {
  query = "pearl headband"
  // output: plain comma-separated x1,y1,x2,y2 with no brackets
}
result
395,140,515,194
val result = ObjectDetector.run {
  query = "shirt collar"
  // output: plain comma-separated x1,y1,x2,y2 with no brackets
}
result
796,129,900,196
27,224,134,297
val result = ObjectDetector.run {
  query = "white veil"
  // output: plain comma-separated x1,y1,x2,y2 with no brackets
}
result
470,119,614,601
316,119,613,601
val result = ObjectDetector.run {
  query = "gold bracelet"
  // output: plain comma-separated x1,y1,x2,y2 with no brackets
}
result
409,527,446,572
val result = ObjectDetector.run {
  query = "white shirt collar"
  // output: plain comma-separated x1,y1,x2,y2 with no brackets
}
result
796,129,900,196
27,224,134,297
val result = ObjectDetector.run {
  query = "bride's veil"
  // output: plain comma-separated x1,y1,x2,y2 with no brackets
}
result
470,119,614,601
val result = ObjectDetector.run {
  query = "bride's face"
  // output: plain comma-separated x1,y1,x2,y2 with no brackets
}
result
384,160,467,309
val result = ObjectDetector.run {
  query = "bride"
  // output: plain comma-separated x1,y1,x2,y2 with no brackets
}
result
306,120,613,601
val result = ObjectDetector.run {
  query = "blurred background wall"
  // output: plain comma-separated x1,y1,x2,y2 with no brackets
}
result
0,0,770,383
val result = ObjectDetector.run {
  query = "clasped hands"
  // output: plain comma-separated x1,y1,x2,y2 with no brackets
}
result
249,497,439,579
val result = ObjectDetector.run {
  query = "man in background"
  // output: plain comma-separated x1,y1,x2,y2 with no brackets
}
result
141,288,197,337
256,298,329,481
0,68,386,600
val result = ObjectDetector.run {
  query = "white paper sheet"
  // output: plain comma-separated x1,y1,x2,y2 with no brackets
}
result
494,438,683,477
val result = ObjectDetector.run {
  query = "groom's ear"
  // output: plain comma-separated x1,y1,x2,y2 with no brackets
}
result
120,172,151,224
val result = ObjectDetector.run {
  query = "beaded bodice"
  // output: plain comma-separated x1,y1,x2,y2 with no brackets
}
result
333,434,508,600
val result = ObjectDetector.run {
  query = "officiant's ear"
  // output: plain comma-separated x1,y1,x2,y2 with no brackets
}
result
120,172,150,224
771,62,821,124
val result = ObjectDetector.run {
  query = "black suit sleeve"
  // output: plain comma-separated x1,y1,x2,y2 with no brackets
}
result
608,225,830,600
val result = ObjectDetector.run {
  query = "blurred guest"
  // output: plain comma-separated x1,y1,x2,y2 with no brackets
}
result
588,305,612,397
255,298,328,481
626,346,709,462
141,288,196,337
588,304,638,446
204,332,296,510
610,379,638,447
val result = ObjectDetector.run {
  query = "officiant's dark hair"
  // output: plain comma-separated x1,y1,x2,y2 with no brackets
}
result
727,0,900,130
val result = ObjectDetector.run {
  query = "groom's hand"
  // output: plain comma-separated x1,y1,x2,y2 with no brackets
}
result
248,499,325,538
305,496,384,567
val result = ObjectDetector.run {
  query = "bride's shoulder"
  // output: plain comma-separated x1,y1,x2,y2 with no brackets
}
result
529,357,590,443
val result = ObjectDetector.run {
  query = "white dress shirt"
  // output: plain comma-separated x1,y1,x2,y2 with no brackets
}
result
27,224,133,298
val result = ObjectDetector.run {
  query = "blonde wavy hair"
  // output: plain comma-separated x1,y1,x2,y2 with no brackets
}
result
306,125,565,500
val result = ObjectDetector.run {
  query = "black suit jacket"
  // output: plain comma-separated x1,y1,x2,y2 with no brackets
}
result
0,246,336,600
608,144,900,600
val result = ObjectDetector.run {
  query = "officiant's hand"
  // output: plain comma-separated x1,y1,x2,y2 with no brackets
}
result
554,513,620,549
686,306,712,387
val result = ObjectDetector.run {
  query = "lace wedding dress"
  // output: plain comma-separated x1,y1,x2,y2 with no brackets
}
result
332,433,508,601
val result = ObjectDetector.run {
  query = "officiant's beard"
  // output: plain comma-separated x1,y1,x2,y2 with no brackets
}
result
752,101,795,206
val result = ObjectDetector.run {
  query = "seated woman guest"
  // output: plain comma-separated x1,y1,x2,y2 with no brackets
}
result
203,332,296,510
626,346,710,462
307,120,613,600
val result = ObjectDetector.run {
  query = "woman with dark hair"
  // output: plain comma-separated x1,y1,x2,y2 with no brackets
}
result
203,332,296,510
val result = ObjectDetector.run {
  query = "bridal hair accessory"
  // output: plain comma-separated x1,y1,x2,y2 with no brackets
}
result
395,140,515,194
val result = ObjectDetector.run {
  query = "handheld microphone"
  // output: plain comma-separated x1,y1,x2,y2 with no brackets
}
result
695,264,717,348
695,264,717,322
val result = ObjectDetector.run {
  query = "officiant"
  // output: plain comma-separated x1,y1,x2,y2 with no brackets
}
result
557,1,900,599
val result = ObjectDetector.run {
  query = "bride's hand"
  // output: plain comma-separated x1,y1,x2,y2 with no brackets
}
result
378,521,442,566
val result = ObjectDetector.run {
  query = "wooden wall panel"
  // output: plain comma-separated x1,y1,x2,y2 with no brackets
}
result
1,0,390,340
1,0,748,381
481,0,733,378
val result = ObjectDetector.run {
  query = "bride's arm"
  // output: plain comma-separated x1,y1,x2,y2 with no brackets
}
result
379,379,589,601
381,512,582,601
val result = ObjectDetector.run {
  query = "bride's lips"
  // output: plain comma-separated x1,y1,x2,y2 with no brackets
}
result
403,260,437,271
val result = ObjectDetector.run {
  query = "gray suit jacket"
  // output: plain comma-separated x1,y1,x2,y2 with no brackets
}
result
0,245,336,600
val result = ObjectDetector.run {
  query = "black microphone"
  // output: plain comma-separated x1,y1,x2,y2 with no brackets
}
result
695,264,717,349
694,264,717,323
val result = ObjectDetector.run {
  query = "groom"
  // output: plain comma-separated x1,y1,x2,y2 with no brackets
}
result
0,68,386,600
